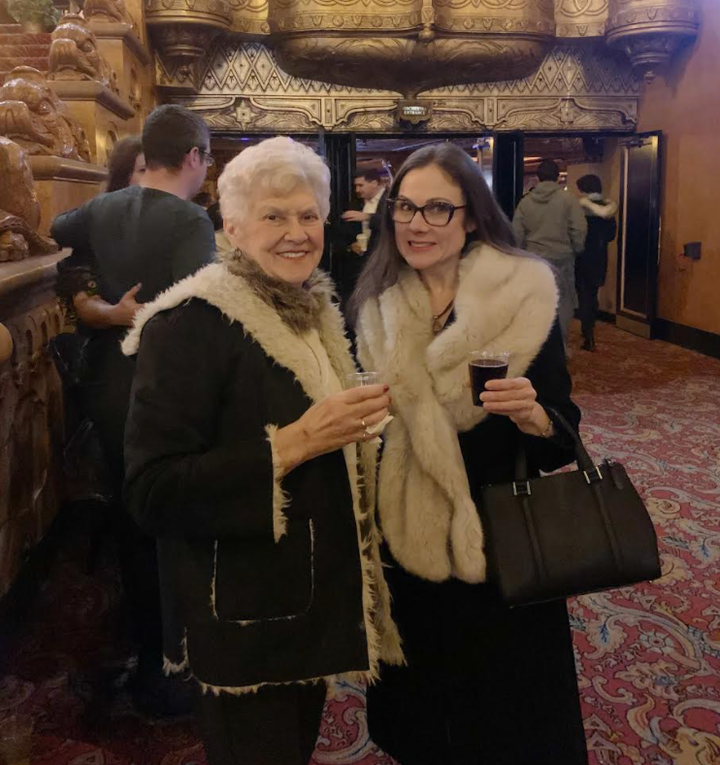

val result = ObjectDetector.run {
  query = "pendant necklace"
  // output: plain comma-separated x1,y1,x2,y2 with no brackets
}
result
432,297,455,335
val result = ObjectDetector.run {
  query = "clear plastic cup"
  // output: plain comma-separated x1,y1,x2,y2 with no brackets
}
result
345,371,381,388
468,350,510,407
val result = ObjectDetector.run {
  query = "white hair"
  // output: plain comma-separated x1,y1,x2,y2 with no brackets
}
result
218,136,331,226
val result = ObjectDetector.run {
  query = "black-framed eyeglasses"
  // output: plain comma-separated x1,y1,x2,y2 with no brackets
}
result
190,147,215,166
388,197,466,227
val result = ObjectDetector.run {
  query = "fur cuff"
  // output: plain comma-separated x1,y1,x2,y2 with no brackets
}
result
580,196,618,219
265,424,289,543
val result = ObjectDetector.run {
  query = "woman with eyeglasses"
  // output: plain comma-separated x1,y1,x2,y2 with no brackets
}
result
349,144,588,765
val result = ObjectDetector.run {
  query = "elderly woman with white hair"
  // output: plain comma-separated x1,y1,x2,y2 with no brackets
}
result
122,136,403,765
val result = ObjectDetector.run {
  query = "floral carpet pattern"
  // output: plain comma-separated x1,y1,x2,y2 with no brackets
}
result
1,321,719,765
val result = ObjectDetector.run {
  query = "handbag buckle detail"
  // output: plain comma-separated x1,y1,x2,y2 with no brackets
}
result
584,465,604,484
512,481,532,497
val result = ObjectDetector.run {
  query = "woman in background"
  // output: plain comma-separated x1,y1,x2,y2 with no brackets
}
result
56,135,146,327
106,135,146,192
575,174,617,352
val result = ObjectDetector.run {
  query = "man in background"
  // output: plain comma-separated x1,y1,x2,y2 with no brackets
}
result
51,104,215,718
342,165,388,255
512,159,587,350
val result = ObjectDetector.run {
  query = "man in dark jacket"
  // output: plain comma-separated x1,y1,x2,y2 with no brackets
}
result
51,104,215,717
575,174,617,351
512,159,587,350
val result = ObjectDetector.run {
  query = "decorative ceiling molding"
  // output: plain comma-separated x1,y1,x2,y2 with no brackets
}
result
162,41,641,132
150,0,699,91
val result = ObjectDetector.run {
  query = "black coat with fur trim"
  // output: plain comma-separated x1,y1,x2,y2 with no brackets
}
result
123,299,368,691
123,260,403,694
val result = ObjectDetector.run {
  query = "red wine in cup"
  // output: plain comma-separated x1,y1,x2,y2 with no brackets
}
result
470,358,509,406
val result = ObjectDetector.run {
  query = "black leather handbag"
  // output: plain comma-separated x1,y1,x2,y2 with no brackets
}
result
479,410,662,607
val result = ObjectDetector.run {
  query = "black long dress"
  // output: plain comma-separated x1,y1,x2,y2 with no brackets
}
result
367,320,589,765
576,211,617,345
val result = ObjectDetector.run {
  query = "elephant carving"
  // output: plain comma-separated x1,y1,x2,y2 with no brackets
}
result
48,14,119,95
85,0,135,27
0,137,58,262
0,66,91,162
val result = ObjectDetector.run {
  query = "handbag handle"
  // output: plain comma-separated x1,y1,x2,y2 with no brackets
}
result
514,407,597,482
511,407,629,584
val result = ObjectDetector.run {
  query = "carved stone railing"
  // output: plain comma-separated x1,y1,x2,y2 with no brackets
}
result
0,253,67,598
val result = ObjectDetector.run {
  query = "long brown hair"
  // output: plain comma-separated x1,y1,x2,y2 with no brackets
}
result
107,135,143,192
348,143,518,324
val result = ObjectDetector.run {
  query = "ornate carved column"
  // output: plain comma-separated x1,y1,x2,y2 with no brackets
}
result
607,0,700,82
147,0,232,89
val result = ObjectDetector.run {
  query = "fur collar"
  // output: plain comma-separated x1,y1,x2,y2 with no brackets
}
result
219,249,332,334
356,243,558,583
123,260,404,687
580,196,618,220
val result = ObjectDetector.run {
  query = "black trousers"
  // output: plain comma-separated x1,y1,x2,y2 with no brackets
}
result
575,269,601,341
81,345,164,675
195,682,327,765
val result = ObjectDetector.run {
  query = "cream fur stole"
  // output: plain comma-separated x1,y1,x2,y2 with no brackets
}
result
356,244,559,584
123,261,404,691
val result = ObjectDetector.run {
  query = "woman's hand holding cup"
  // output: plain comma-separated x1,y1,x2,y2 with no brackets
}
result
274,383,390,476
468,350,551,437
479,377,552,437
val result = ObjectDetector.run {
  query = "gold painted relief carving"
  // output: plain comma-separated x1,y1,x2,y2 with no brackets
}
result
0,67,91,162
226,0,269,36
0,297,64,598
84,0,136,27
0,138,57,262
494,96,636,129
270,0,421,33
607,0,699,31
146,0,232,64
48,15,120,95
268,0,553,94
607,0,700,81
152,0,699,99
433,0,554,33
555,0,609,37
172,40,640,132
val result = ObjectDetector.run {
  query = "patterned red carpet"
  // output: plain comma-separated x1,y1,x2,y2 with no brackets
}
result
2,321,719,765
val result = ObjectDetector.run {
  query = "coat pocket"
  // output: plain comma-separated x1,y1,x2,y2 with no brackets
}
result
212,520,314,623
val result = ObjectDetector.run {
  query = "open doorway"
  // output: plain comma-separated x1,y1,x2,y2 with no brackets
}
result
522,134,624,319
354,134,493,189
326,133,493,309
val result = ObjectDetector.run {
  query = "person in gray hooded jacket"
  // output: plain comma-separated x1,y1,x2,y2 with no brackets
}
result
512,159,587,349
